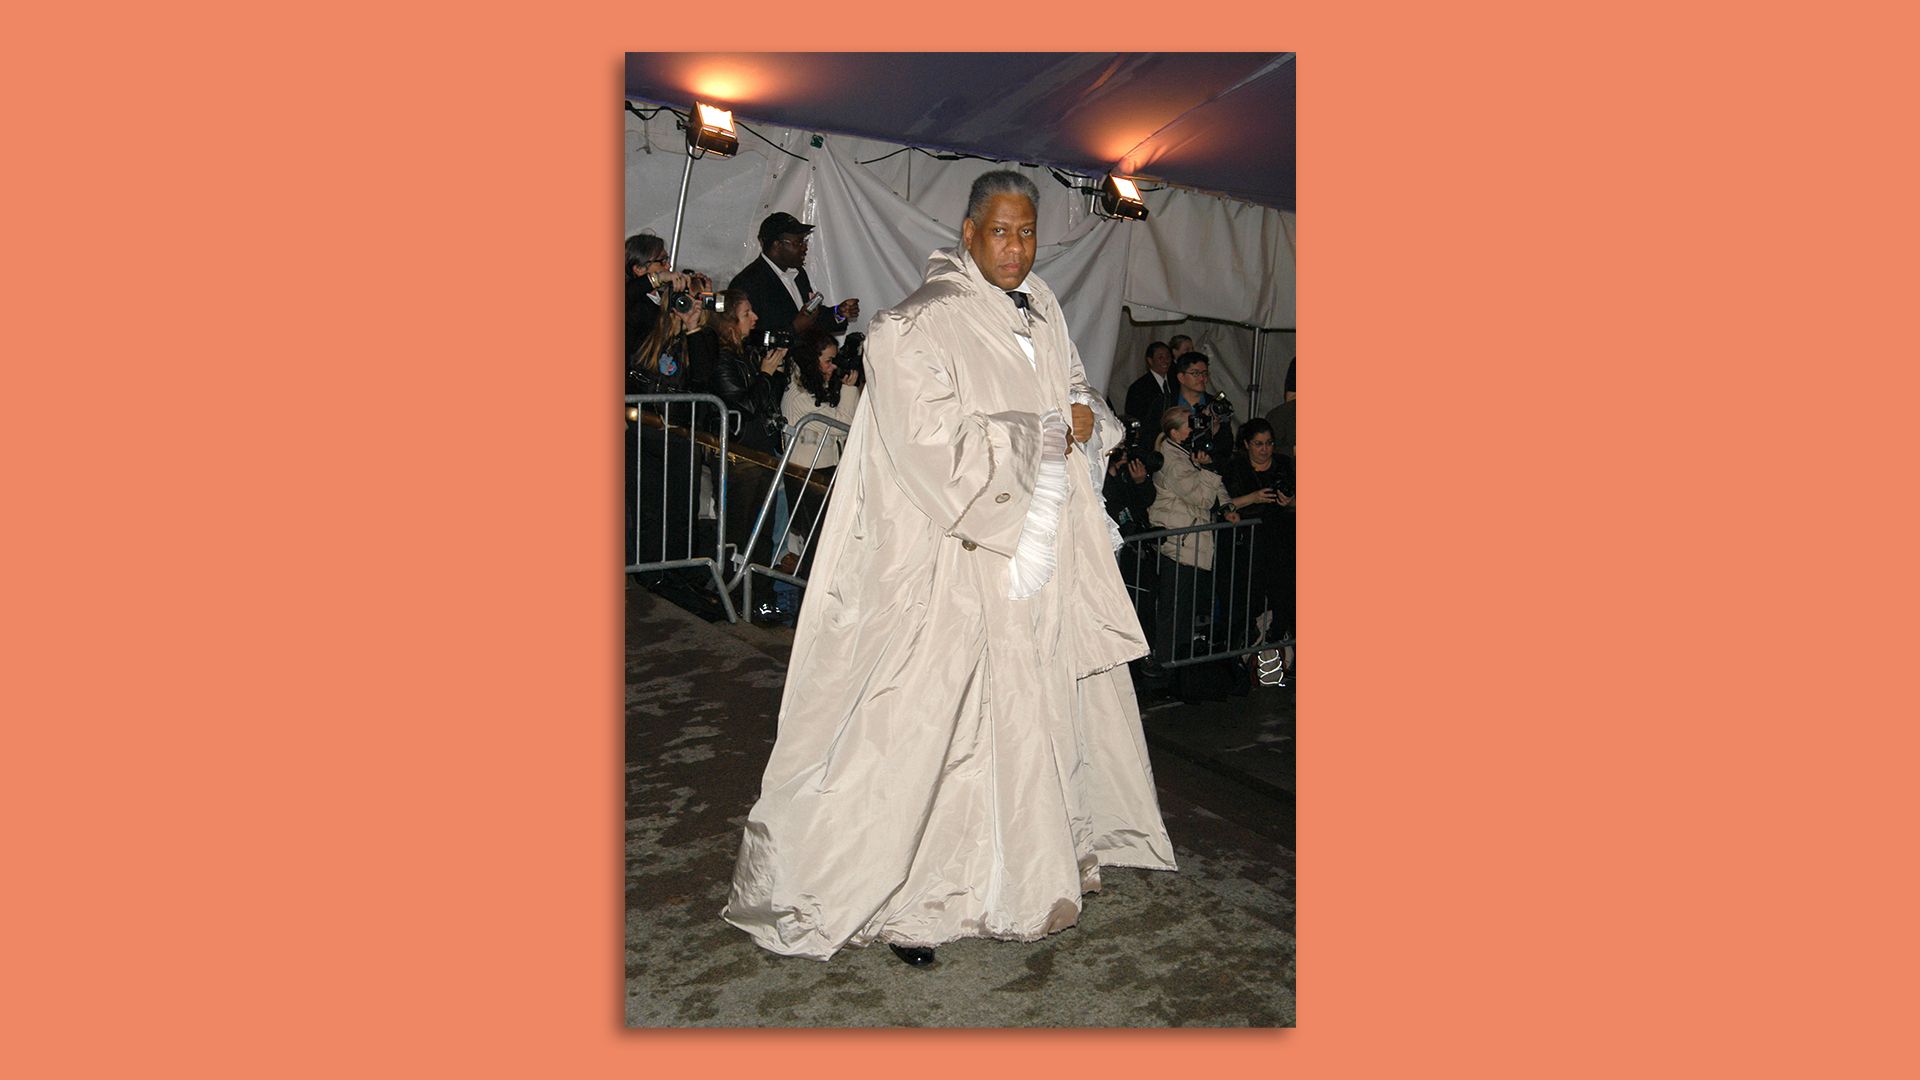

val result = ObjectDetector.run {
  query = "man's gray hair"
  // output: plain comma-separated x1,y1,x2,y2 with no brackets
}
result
964,169,1041,224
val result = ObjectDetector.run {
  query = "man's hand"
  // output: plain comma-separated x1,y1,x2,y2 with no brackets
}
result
793,308,819,333
1126,459,1148,483
1069,403,1094,445
836,298,860,322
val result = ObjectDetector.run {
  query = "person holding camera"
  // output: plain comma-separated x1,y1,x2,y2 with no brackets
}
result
624,232,671,359
728,212,860,337
1169,352,1233,471
1221,418,1295,661
776,328,862,580
625,232,715,359
625,263,719,571
698,288,791,573
1102,439,1157,536
1148,404,1238,665
627,273,715,395
779,327,861,473
704,290,789,451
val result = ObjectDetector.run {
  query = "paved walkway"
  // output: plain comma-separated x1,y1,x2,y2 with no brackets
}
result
624,578,1295,1027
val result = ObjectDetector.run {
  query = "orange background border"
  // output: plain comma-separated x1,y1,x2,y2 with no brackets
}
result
12,2,1916,1075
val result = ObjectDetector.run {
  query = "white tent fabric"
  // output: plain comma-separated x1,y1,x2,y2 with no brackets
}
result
624,108,1294,401
1125,191,1296,330
803,138,1133,381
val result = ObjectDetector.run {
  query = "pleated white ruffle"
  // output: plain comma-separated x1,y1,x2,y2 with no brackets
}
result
1007,409,1070,599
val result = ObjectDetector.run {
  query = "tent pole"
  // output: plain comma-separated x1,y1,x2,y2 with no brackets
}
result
667,146,695,266
1246,327,1265,418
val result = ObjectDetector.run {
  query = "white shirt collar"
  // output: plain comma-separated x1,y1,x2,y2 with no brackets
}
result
760,252,806,310
760,252,799,281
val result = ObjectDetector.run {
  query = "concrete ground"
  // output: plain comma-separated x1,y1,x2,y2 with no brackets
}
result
624,574,1295,1027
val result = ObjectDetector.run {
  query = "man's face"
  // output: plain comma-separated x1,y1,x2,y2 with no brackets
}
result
633,252,668,279
1171,339,1193,357
1176,362,1210,396
768,232,809,271
962,194,1037,291
1147,345,1172,376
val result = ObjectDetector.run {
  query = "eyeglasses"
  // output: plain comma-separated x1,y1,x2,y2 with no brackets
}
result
1180,368,1209,377
1247,439,1273,447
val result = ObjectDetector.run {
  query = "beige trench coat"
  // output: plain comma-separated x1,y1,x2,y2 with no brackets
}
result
1149,441,1230,570
722,246,1177,959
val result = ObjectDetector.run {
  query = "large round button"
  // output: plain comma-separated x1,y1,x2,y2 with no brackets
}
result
961,540,978,551
994,492,1011,504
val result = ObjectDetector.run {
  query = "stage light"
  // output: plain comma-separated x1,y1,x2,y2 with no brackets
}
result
688,102,737,157
1099,174,1148,220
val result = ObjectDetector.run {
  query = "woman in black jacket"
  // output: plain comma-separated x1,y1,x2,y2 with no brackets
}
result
625,280,713,568
700,289,791,572
1220,418,1295,651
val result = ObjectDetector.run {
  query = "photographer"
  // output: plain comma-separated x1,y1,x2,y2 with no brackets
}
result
1102,422,1158,535
625,270,720,570
1220,418,1295,658
700,288,791,572
705,290,789,453
625,232,710,360
1169,352,1234,471
626,273,716,395
1147,405,1238,665
777,328,862,581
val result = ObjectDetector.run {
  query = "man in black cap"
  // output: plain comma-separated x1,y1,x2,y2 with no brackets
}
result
728,211,860,336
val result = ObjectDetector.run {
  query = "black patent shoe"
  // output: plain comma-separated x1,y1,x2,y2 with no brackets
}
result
888,944,936,967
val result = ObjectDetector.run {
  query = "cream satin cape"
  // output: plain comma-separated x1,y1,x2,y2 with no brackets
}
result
721,247,1177,960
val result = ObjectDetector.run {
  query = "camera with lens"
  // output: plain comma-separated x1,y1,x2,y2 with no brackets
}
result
1114,417,1163,472
749,327,794,352
668,289,725,315
834,331,866,379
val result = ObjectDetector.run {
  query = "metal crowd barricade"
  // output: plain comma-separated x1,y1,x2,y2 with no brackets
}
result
727,411,851,617
1117,518,1269,669
625,392,737,622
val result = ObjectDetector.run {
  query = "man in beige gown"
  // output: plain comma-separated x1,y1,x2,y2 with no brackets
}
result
722,171,1176,965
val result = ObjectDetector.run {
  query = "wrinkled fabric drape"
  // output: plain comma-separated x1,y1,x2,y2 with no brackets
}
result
723,245,1176,961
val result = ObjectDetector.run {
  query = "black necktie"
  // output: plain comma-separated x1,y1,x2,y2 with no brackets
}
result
1005,291,1028,310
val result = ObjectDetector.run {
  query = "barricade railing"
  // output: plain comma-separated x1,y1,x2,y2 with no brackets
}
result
727,411,851,617
625,392,737,622
1117,517,1273,669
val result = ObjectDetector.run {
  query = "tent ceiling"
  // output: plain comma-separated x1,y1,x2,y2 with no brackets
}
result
624,53,1295,213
